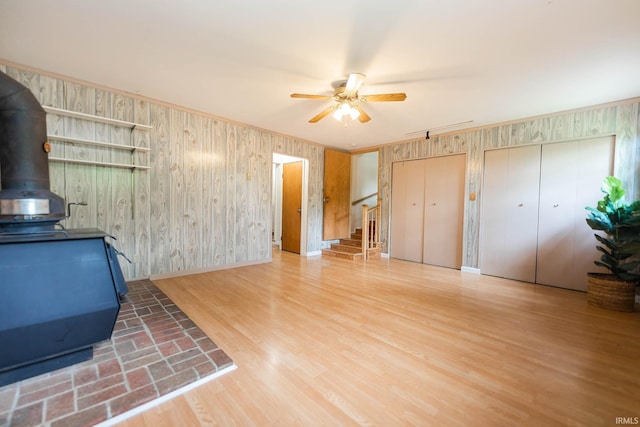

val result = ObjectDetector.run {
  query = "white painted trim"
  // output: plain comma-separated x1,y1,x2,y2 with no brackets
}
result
381,253,390,258
300,158,310,255
461,266,481,274
95,364,237,427
304,250,322,257
273,153,309,256
150,259,271,281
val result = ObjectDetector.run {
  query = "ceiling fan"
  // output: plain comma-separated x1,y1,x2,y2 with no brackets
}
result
291,73,407,124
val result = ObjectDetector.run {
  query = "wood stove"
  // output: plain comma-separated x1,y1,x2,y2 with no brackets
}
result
0,71,125,386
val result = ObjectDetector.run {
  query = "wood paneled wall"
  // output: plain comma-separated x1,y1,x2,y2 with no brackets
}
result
380,102,640,269
3,62,637,277
0,63,324,279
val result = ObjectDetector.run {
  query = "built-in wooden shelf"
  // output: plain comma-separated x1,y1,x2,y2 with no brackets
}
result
43,106,153,131
48,157,151,170
47,135,151,152
43,106,152,170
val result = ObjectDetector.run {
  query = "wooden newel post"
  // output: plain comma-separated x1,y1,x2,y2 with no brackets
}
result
362,204,368,261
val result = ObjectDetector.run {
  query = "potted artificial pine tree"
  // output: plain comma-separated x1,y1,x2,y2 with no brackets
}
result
585,176,640,312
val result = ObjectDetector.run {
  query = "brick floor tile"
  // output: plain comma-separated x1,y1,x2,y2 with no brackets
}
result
113,325,146,340
98,359,122,378
119,302,133,311
114,340,136,357
196,337,220,353
0,385,18,412
172,354,209,374
120,346,158,364
164,303,181,314
188,328,208,340
73,365,98,387
149,304,165,314
167,348,200,366
178,319,197,331
51,403,107,427
17,380,72,407
93,344,115,357
194,361,217,378
152,331,186,344
108,384,157,418
113,320,127,332
125,317,143,328
175,336,196,351
77,384,127,411
172,312,189,322
126,367,153,390
134,307,152,317
77,373,124,398
157,341,181,358
155,370,197,395
148,360,173,382
145,314,175,328
45,390,74,422
209,349,234,368
10,401,43,427
19,371,71,395
122,353,163,371
133,332,155,350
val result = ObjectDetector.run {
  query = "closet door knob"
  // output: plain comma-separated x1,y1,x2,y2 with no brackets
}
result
553,204,559,208
518,203,524,207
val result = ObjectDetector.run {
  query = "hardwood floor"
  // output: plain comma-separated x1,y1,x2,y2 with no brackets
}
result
118,251,640,426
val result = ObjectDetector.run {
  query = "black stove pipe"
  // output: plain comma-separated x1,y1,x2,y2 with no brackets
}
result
0,71,65,231
0,72,49,191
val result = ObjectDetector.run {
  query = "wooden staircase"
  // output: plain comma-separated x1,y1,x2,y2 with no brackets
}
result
322,227,382,260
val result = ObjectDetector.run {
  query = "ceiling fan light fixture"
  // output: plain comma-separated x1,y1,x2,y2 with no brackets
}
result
333,102,357,122
292,73,406,124
349,106,360,120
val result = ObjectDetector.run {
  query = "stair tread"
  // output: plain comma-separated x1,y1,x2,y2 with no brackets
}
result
330,244,361,253
323,248,362,255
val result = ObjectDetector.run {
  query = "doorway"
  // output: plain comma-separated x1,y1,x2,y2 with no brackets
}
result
272,153,309,255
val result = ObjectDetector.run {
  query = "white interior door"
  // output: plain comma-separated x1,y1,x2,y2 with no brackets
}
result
390,160,426,262
423,154,466,269
480,145,541,282
536,137,614,290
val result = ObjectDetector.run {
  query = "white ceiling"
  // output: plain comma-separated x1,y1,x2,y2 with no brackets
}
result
1,0,639,150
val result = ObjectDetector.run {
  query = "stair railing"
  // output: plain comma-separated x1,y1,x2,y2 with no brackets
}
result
361,198,380,261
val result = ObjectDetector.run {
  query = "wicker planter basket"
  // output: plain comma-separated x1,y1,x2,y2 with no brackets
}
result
587,273,637,312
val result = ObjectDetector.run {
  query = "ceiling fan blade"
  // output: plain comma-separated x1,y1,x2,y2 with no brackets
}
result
361,93,407,102
309,105,336,123
291,93,332,100
344,73,366,98
353,105,371,123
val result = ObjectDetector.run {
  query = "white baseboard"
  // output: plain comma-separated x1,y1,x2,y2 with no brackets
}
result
304,250,322,257
150,259,271,281
381,253,390,258
461,266,481,274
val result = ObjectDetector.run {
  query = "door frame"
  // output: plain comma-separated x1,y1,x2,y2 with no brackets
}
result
273,153,309,255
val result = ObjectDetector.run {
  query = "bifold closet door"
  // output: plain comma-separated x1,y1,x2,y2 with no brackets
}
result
536,137,614,291
390,160,426,262
480,145,541,282
423,154,466,269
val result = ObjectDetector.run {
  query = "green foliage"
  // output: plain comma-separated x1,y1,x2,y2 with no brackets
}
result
585,176,640,281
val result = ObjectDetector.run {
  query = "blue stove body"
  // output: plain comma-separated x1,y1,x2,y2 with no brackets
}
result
0,229,125,386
